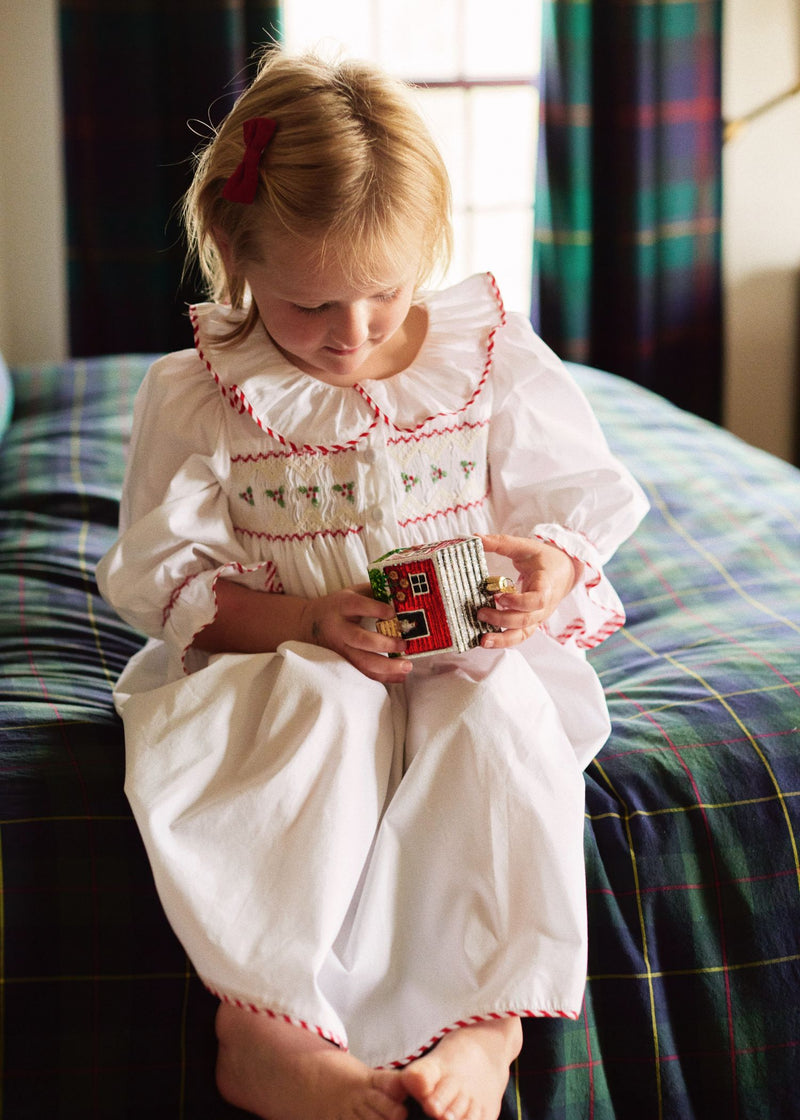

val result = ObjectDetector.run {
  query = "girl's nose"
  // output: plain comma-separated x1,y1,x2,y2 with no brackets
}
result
330,303,369,349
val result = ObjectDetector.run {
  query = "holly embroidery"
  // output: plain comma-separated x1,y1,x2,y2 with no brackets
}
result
266,486,286,508
239,486,255,506
461,460,476,477
298,485,320,506
401,472,419,493
333,481,355,504
430,465,447,482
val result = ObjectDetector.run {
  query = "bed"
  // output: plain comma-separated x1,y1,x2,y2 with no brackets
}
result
1,349,798,1119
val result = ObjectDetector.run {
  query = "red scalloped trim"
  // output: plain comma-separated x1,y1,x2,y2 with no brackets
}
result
355,273,506,436
231,446,353,463
162,573,198,627
233,524,364,543
163,560,282,627
533,532,625,649
398,491,490,529
191,272,505,452
386,417,489,446
166,560,284,674
191,308,379,455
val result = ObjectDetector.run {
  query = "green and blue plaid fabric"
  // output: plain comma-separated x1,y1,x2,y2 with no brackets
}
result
503,368,800,1118
533,1,724,423
1,356,798,1117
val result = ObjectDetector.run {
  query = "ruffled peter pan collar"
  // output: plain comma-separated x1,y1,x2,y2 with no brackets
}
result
190,272,507,453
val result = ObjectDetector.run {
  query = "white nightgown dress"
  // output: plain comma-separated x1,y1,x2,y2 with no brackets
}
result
96,273,648,1069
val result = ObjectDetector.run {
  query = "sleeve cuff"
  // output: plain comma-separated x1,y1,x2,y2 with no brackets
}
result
161,560,284,674
531,523,626,651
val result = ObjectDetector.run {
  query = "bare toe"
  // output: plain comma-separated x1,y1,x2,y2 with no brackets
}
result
399,1018,522,1120
372,1069,412,1104
363,1073,410,1119
215,1003,408,1120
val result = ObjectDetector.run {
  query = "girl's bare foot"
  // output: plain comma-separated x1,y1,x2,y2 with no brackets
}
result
399,1018,522,1120
215,1002,408,1120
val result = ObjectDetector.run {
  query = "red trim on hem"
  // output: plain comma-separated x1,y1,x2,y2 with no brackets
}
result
208,982,579,1071
208,985,348,1052
378,1006,580,1070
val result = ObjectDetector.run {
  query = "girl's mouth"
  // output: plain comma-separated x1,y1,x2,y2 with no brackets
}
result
326,345,364,356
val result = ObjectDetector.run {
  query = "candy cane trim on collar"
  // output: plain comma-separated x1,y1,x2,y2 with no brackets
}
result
190,271,505,451
190,306,380,455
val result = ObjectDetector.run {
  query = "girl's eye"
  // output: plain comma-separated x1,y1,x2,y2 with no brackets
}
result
292,290,399,314
294,303,331,315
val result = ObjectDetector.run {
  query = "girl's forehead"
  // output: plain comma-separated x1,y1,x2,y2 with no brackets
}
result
258,232,421,301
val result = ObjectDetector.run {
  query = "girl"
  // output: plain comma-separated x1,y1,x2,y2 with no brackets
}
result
97,49,648,1120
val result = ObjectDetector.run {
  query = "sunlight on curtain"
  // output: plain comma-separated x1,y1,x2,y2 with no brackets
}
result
534,0,723,420
282,0,542,314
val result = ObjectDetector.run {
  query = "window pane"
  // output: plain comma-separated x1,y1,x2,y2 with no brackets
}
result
281,0,541,314
469,208,534,313
376,0,461,79
464,0,542,78
446,210,472,289
410,88,469,210
468,87,538,208
282,0,374,57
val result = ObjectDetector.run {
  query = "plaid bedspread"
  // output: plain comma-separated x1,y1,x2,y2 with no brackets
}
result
1,355,798,1119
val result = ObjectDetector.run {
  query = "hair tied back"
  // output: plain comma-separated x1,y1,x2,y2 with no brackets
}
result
221,117,278,204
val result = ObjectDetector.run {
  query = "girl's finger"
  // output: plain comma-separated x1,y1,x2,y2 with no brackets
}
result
481,614,540,636
492,591,546,612
347,648,413,683
345,626,406,658
481,626,533,650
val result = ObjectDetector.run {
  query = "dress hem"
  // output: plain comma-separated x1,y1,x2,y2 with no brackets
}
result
206,983,350,1052
377,1005,581,1070
205,980,580,1071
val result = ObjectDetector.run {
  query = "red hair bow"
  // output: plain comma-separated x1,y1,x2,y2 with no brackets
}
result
221,117,278,204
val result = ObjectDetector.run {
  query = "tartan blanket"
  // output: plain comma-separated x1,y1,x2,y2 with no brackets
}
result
1,355,798,1119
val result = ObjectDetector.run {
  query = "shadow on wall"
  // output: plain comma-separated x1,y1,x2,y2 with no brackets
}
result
724,268,800,465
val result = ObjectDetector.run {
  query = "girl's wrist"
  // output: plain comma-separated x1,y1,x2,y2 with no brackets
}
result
299,596,322,647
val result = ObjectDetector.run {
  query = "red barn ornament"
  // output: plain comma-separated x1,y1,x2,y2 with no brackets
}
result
368,536,514,657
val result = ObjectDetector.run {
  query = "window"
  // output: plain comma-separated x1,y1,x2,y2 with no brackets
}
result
282,1,542,314
409,571,431,596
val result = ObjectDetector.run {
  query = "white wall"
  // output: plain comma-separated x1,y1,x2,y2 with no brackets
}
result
722,0,800,463
2,1,798,463
0,0,68,363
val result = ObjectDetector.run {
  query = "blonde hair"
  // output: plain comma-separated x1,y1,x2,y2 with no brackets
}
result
182,48,453,341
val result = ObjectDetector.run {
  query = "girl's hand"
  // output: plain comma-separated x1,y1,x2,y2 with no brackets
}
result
301,584,412,684
477,533,582,649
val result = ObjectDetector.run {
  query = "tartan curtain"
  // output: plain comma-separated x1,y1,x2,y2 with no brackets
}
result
59,1,282,357
532,0,723,421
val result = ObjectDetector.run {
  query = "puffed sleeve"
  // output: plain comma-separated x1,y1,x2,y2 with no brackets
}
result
96,352,279,673
487,312,649,651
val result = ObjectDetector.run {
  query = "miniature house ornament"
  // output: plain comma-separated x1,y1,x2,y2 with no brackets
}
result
368,536,514,657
